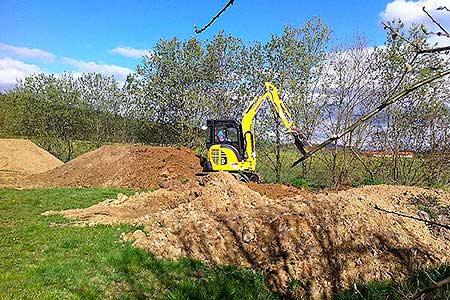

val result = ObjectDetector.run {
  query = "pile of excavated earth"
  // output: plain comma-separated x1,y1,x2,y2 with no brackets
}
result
0,140,304,197
31,145,203,189
0,139,63,184
44,172,450,299
2,139,449,298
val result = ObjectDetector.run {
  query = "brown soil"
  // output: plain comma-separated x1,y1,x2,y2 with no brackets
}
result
44,172,450,299
32,145,202,189
248,182,306,199
0,139,63,185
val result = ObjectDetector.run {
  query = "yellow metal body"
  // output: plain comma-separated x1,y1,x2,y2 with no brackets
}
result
207,82,300,173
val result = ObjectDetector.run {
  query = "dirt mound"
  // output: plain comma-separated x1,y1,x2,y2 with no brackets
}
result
0,139,63,185
45,173,450,299
33,145,202,189
248,182,306,199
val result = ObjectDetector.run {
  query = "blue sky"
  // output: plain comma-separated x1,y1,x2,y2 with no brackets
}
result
1,0,449,90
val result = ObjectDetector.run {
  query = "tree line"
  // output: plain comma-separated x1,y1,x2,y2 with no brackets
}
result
0,17,449,187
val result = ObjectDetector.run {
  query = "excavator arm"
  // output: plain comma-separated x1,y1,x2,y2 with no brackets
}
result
241,82,309,163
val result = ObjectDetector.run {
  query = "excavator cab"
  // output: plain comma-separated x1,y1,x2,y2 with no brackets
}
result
203,120,250,174
205,120,244,156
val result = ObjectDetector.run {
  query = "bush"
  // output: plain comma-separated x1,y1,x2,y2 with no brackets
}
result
362,176,384,185
290,176,309,188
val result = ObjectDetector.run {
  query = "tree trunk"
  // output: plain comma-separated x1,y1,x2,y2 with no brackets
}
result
275,117,281,183
67,139,73,161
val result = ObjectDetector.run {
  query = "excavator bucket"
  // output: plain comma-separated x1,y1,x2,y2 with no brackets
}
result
289,128,310,157
288,127,314,168
292,133,307,156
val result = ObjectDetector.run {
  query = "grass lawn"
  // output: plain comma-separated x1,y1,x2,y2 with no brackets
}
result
0,188,276,300
0,187,448,299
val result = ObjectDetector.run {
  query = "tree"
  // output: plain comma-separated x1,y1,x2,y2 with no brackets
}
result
318,36,378,188
369,21,449,184
75,73,124,147
137,32,246,148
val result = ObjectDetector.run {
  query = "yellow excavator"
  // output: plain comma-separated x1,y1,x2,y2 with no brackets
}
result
201,82,309,182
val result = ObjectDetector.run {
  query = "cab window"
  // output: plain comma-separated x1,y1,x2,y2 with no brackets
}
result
227,127,238,143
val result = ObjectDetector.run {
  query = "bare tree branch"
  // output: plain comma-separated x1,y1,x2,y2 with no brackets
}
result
417,45,450,53
194,0,235,34
291,69,450,167
422,6,449,36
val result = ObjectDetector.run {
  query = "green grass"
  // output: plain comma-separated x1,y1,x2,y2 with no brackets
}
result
0,187,277,300
1,187,449,300
256,147,450,190
336,265,450,300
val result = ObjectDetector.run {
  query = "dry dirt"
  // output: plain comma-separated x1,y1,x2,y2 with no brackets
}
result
30,145,203,189
44,172,450,299
0,139,63,185
248,182,306,199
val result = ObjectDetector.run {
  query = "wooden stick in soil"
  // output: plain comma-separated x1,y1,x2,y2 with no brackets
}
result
372,205,450,230
413,276,450,299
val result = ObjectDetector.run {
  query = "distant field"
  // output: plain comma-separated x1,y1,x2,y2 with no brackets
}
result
256,147,450,190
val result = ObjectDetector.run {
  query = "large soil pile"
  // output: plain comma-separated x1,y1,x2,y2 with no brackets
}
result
44,172,450,299
33,145,202,189
0,139,63,184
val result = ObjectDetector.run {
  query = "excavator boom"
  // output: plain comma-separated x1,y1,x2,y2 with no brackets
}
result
242,83,309,158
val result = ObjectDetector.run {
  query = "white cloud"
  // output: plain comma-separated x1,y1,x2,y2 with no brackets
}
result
109,46,152,58
0,43,55,62
61,57,133,82
0,57,42,91
380,0,450,46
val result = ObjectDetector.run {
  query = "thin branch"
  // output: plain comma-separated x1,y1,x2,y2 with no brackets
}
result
382,21,450,54
417,45,450,53
389,52,419,98
194,0,235,34
381,22,421,50
291,69,450,167
422,6,449,36
373,204,450,230
436,6,450,12
426,31,450,38
350,147,374,180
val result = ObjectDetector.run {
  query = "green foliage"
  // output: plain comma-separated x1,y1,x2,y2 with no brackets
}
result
290,176,309,188
0,73,142,161
1,18,449,187
362,176,384,186
0,188,278,300
137,31,246,149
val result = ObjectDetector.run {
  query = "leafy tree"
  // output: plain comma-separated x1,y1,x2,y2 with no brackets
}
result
137,32,246,148
75,73,124,147
369,21,450,184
